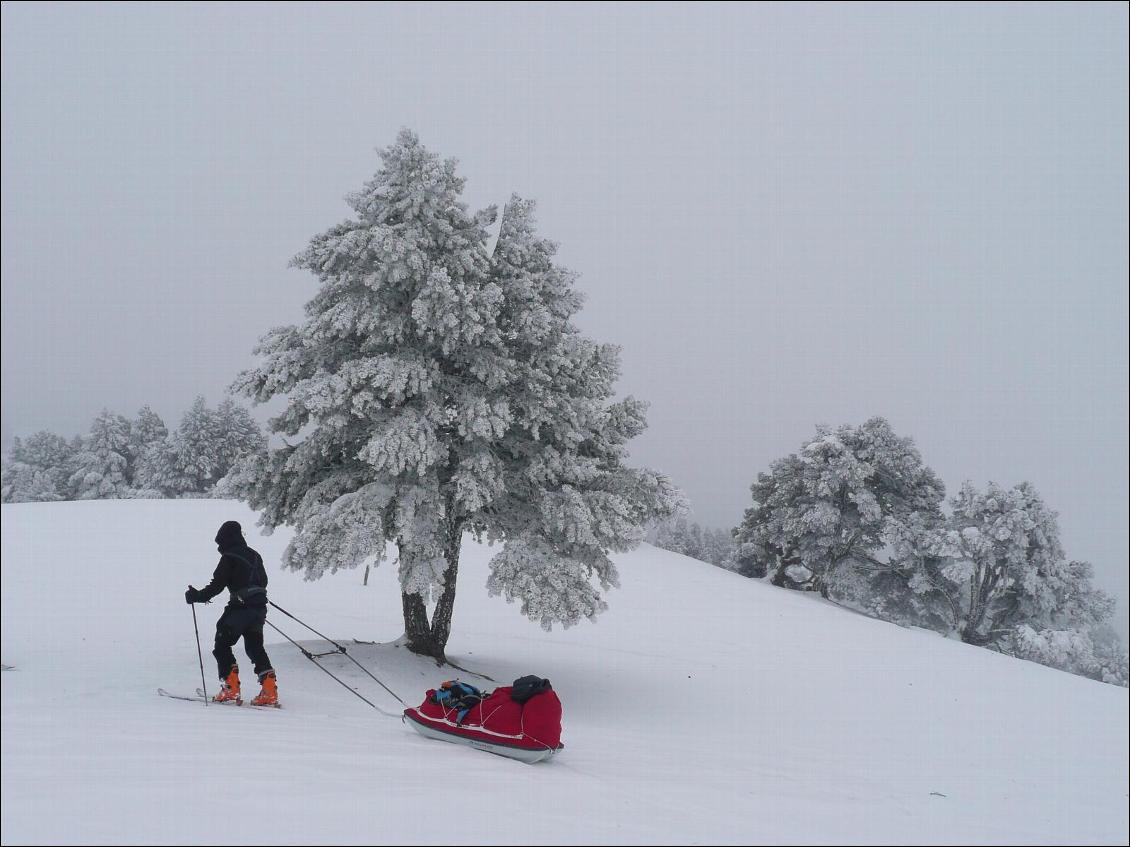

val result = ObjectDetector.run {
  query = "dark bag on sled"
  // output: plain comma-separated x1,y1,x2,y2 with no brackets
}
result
511,675,553,704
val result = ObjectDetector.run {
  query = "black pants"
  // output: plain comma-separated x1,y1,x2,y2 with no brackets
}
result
213,605,272,681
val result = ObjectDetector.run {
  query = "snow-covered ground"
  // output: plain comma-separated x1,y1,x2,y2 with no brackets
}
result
2,500,1126,845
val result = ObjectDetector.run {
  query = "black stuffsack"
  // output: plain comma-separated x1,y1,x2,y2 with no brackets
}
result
511,675,552,704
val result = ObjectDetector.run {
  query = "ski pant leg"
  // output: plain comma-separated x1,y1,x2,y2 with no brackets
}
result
212,609,239,679
242,607,272,679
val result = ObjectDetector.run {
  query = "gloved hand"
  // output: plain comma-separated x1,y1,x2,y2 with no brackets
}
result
185,586,200,605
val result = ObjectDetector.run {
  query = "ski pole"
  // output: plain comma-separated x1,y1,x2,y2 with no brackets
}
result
264,620,401,718
191,603,208,706
268,600,406,705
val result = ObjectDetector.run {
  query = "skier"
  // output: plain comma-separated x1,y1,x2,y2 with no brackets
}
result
184,520,279,706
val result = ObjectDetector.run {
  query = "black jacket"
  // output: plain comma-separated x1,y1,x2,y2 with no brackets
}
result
195,521,268,608
196,548,267,606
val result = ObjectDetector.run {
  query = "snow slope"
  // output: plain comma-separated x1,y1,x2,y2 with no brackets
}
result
2,500,1126,845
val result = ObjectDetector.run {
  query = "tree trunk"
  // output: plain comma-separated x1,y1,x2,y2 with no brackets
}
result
401,590,443,659
399,510,464,663
429,516,463,656
813,569,832,599
961,565,996,644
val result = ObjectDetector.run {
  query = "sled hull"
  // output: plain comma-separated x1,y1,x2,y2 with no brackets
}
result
403,710,561,764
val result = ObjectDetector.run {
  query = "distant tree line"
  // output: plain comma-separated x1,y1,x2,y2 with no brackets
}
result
657,417,1127,688
1,397,264,502
654,517,738,571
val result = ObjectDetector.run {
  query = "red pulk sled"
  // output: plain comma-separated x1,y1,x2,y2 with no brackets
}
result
403,675,563,764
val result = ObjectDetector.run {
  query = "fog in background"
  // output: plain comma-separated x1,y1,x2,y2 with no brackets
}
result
3,3,1126,631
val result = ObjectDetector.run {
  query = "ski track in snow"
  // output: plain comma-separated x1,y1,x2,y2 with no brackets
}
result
2,499,1127,845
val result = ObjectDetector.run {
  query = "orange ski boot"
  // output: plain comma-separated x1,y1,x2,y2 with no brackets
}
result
213,665,241,703
250,670,279,707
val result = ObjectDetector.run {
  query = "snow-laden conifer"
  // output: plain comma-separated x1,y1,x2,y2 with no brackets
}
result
69,410,132,499
230,131,678,658
733,418,945,596
1,431,75,502
128,406,170,494
919,482,1116,646
170,397,264,495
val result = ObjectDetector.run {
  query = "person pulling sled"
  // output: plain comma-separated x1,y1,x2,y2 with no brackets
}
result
184,520,279,707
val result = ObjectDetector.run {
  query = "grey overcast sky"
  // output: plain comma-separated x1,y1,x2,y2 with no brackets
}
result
2,3,1127,630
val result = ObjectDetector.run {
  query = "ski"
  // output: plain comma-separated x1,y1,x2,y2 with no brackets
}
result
158,687,281,708
196,687,281,709
157,687,240,705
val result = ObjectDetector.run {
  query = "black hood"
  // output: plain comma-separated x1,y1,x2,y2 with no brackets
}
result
215,520,246,553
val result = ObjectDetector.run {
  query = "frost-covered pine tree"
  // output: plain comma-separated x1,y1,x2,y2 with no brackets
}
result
702,526,737,570
69,410,132,499
865,510,956,630
2,462,60,503
1,431,75,502
1,454,22,502
3,457,63,503
135,440,182,498
130,406,168,456
655,518,735,569
128,406,169,494
170,397,220,495
918,482,1116,646
655,517,705,560
170,396,262,495
230,131,678,660
1090,625,1130,687
1000,624,1128,686
210,399,266,487
129,406,167,462
63,435,84,497
732,418,945,597
10,430,73,472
